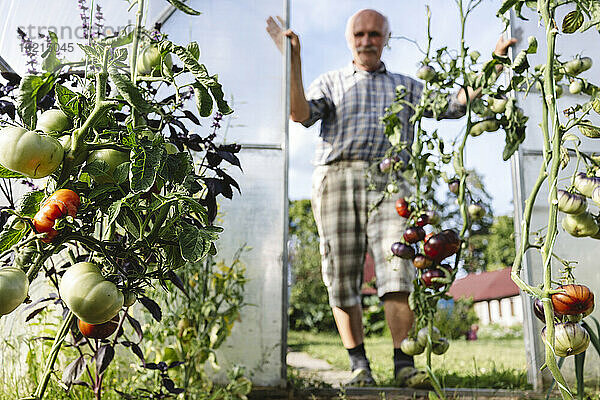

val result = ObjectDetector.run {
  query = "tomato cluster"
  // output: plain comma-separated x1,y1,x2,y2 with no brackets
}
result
533,284,594,358
559,173,600,238
399,326,449,356
392,197,460,290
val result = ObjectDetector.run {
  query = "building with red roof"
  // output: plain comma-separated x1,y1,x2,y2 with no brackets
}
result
448,268,523,326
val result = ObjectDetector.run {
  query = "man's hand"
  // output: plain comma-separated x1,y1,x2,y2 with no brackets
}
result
494,35,518,57
266,16,300,58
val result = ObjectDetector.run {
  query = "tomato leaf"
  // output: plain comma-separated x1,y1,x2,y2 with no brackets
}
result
55,84,80,119
17,74,55,129
62,356,86,386
178,221,221,262
160,152,192,184
0,228,26,253
160,41,232,115
192,82,213,117
130,144,164,194
579,0,600,33
186,42,200,60
109,68,155,114
562,10,584,34
0,164,23,179
139,296,162,322
96,345,115,376
107,199,123,228
164,0,202,15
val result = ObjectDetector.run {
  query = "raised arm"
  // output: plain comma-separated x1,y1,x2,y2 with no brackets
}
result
266,16,310,123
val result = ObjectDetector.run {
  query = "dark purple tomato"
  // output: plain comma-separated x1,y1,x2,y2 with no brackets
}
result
391,242,415,259
403,226,426,244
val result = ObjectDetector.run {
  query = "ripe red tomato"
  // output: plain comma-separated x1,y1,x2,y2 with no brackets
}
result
424,235,445,260
551,284,594,316
395,198,411,218
421,269,445,288
403,226,425,244
33,189,80,243
78,316,119,339
424,229,460,261
416,214,429,227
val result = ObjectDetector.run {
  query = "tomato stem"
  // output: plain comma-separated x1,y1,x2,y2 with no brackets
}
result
32,312,75,399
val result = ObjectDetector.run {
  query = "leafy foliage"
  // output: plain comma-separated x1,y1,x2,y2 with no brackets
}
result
288,200,334,332
434,298,479,340
0,2,247,399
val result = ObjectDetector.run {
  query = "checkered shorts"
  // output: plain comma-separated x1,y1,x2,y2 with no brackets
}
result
311,161,415,308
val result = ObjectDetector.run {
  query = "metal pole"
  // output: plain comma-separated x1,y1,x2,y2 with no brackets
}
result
508,8,543,392
280,0,291,387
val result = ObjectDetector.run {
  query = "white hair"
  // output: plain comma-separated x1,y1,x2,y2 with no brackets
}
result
344,9,390,49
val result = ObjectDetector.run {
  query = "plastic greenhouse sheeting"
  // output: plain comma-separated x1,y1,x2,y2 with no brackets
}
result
509,6,600,390
0,0,288,387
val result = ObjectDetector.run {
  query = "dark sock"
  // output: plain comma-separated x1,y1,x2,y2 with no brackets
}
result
394,348,414,377
347,343,370,372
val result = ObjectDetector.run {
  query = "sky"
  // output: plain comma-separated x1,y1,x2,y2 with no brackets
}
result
287,0,515,216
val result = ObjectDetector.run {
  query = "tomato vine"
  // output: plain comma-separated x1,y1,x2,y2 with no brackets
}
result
0,1,245,399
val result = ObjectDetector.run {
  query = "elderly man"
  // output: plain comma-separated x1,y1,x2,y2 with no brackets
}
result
267,9,515,386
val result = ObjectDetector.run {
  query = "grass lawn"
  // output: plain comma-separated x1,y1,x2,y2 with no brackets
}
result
288,330,531,389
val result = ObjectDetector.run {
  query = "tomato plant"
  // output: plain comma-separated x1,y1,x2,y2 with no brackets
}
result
0,1,244,398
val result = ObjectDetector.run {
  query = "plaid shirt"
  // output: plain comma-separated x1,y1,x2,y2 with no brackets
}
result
302,62,466,165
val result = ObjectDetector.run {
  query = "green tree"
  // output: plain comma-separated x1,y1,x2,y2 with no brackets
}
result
288,200,334,331
482,215,516,271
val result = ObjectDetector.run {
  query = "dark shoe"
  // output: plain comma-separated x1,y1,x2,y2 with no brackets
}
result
394,366,432,389
344,367,376,386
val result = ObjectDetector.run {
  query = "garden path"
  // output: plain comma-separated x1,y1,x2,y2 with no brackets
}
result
286,350,351,387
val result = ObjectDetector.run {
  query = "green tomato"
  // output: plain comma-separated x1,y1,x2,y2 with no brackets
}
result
36,109,71,134
470,120,499,137
416,65,436,82
432,338,450,355
136,44,173,76
417,326,441,347
555,84,563,98
59,262,124,324
468,204,486,220
564,57,592,76
87,148,130,184
569,80,584,95
488,97,507,114
399,337,424,356
561,212,599,237
0,267,29,315
557,190,587,215
0,126,64,178
123,291,136,307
